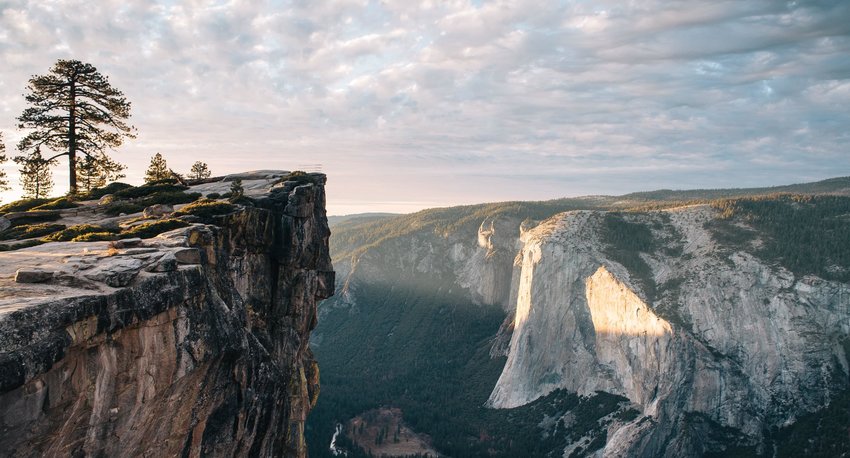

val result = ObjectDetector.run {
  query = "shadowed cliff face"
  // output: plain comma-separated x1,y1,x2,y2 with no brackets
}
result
0,174,333,457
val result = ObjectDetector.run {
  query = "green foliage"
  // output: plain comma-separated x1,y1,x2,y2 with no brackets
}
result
31,197,79,211
5,211,61,226
17,59,135,195
113,182,188,199
206,192,221,199
280,170,319,185
0,223,66,241
710,194,850,281
121,218,189,239
0,198,53,214
72,232,118,242
0,239,45,251
228,179,244,201
188,161,212,181
0,132,8,193
78,181,133,200
104,202,145,216
75,153,126,195
144,153,170,183
42,224,119,242
174,199,236,222
14,147,54,199
140,191,202,206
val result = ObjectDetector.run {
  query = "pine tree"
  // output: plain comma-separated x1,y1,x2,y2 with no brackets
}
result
14,147,54,199
76,154,126,194
17,59,136,194
188,161,211,181
0,132,9,192
229,178,244,201
144,152,170,183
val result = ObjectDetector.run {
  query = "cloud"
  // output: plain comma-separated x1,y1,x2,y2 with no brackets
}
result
0,0,848,213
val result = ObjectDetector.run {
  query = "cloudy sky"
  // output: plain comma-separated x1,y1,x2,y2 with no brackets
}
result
0,0,848,214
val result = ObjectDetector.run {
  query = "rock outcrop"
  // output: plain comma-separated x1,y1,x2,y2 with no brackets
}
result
0,173,333,457
488,207,850,456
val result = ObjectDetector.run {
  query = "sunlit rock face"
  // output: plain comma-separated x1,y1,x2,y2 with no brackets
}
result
489,207,850,456
0,174,333,458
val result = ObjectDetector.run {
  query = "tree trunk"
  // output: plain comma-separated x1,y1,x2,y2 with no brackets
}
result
68,80,77,195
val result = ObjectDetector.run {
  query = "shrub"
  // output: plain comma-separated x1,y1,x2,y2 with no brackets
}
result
6,211,61,226
72,232,119,242
0,223,66,241
121,218,189,239
0,239,45,251
0,198,53,214
114,182,188,199
31,197,80,211
140,191,202,206
78,182,133,200
280,170,318,186
174,200,236,223
206,192,221,199
104,202,145,216
42,224,120,242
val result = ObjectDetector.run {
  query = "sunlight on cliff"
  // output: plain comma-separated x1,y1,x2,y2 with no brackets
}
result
586,266,670,337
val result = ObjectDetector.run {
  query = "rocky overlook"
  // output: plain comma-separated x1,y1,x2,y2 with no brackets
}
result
0,171,333,457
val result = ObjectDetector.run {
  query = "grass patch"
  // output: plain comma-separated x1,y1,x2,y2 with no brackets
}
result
120,218,189,239
42,224,120,242
114,182,188,199
0,223,66,241
31,197,80,211
279,170,319,186
174,199,236,222
140,191,202,206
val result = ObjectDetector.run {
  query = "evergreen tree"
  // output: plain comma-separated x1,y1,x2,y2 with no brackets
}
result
17,59,136,194
229,178,244,201
188,161,211,181
144,152,170,183
0,132,9,192
14,147,54,199
76,154,126,194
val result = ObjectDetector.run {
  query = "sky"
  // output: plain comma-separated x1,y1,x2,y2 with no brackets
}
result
0,0,848,215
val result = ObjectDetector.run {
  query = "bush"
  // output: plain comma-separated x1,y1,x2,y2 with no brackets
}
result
206,192,221,199
42,224,120,242
6,211,61,226
140,191,202,206
0,223,66,241
0,239,45,251
78,182,133,200
280,170,319,186
104,202,145,216
72,232,119,242
31,197,80,211
121,218,189,239
174,199,236,222
0,198,53,214
114,182,188,199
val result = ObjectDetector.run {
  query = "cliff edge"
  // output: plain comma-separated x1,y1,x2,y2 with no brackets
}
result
0,171,333,457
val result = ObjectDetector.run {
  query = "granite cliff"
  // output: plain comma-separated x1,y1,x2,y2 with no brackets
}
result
0,172,333,457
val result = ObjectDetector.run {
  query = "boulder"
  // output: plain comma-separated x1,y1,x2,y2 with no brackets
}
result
112,238,143,248
98,194,116,205
14,269,53,283
147,254,178,272
143,204,174,218
84,258,144,287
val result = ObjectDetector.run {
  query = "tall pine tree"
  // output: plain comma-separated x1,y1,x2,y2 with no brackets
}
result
14,147,54,199
17,59,136,194
144,152,170,183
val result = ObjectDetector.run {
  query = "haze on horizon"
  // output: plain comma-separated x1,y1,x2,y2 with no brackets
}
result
0,0,848,215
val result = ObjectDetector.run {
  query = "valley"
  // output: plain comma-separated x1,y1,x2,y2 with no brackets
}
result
308,177,850,457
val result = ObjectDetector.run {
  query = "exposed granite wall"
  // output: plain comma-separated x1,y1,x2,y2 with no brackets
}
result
0,176,333,457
